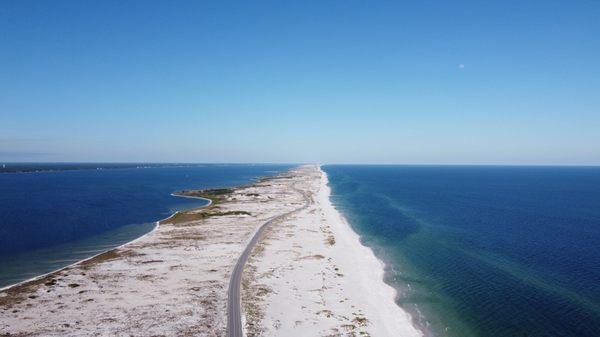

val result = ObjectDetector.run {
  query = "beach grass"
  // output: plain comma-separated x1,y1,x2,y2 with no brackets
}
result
163,210,251,225
174,188,233,205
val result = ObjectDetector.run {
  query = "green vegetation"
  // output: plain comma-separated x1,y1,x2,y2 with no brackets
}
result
162,210,251,225
174,188,234,205
162,187,255,225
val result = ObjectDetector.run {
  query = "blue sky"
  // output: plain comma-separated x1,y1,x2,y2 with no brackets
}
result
1,1,599,164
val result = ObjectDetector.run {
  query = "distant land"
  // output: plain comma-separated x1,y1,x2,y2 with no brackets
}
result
0,163,275,174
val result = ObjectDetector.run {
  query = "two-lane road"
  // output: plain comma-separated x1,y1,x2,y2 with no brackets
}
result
226,185,310,337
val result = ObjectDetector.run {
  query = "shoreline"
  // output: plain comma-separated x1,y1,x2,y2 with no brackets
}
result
320,168,435,337
319,167,423,337
0,164,293,290
0,194,212,292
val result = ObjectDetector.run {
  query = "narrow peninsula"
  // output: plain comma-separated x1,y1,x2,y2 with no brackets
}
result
0,166,420,337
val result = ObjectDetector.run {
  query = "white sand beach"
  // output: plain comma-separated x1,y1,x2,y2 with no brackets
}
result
242,166,421,337
0,165,421,337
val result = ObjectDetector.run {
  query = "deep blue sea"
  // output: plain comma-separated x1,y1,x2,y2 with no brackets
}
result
323,165,600,337
0,164,293,288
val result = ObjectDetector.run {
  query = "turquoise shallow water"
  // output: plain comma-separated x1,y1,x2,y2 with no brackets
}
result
323,165,600,337
0,164,293,288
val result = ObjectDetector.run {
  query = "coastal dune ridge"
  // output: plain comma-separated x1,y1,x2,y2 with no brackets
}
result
0,165,421,337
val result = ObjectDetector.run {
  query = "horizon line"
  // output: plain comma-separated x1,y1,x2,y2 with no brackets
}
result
1,161,600,168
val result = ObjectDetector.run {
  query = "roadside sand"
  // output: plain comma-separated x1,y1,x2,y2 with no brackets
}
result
243,166,421,337
0,165,421,337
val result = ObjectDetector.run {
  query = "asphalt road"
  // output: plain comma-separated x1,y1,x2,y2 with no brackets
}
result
226,185,309,337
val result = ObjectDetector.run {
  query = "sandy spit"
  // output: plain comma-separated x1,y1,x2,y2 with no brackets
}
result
0,165,421,337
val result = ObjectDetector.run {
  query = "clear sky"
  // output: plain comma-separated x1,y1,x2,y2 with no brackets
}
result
1,1,599,164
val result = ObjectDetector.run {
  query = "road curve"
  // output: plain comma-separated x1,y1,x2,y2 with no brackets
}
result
226,184,310,337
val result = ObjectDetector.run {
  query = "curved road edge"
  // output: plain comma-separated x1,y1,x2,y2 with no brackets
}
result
226,183,310,337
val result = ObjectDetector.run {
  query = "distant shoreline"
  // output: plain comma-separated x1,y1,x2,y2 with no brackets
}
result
0,163,281,174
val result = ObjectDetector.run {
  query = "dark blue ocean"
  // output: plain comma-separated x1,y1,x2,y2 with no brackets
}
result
323,165,600,337
0,164,293,288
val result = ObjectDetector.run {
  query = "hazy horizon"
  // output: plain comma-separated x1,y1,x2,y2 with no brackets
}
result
2,161,600,167
2,1,599,165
